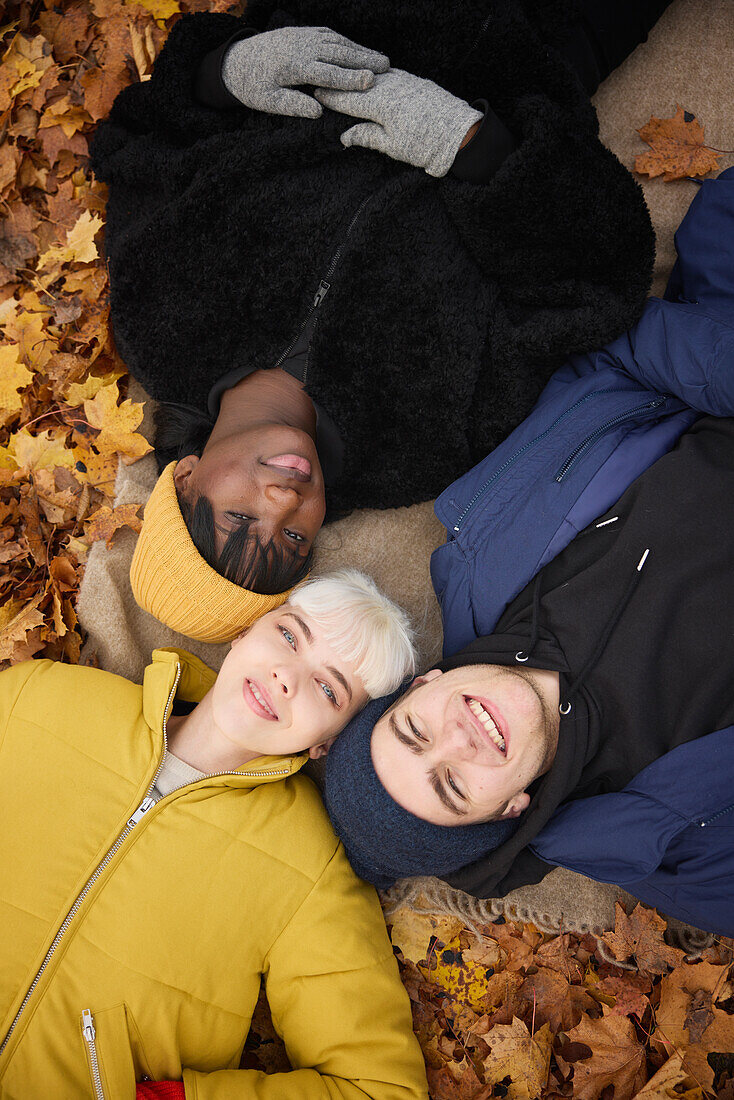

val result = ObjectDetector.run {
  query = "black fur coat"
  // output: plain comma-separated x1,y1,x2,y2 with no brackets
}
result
92,0,654,515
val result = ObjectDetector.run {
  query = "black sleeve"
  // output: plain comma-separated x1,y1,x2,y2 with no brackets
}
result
452,0,673,183
450,99,518,184
559,0,674,95
193,26,260,110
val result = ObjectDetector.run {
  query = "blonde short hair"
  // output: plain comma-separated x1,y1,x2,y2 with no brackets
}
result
288,570,416,698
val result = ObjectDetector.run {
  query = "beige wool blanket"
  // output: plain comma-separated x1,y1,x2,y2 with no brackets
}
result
78,0,734,948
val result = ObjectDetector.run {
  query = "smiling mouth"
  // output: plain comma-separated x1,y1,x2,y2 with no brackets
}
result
465,696,506,755
244,679,278,721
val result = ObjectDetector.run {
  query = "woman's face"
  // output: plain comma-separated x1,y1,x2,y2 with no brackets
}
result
174,423,326,560
211,605,369,757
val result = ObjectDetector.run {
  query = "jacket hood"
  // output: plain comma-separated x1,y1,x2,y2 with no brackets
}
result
142,647,307,785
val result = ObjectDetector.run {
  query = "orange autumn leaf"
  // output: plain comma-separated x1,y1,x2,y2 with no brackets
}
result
635,106,722,181
84,502,143,548
37,209,104,269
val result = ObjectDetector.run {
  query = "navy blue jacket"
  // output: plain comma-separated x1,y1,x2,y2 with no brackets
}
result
431,167,734,934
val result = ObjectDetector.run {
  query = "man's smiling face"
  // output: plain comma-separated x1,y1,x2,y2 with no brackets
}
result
370,664,561,825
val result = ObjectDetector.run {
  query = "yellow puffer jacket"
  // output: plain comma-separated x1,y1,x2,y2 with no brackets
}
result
0,649,428,1100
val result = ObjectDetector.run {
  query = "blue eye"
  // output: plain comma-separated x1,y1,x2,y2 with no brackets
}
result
279,626,297,649
320,681,338,706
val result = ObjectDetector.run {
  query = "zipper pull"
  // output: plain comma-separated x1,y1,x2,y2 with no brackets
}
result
127,796,155,829
81,1009,95,1042
313,280,330,307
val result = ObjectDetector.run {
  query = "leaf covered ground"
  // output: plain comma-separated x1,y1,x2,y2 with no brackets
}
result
1,1,733,1095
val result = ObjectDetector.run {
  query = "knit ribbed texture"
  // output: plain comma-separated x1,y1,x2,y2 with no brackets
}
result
129,463,291,642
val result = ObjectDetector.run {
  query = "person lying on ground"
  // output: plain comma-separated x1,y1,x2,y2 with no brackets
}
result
90,0,668,641
0,571,428,1100
323,168,734,938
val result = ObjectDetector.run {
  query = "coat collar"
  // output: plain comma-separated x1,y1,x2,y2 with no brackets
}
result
142,648,306,784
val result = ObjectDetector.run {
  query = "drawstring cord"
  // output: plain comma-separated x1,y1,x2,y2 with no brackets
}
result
515,548,650,716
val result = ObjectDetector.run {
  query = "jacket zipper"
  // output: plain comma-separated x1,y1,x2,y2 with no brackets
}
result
0,663,290,1058
554,397,666,482
451,389,623,533
81,1010,105,1100
700,801,734,827
272,192,374,384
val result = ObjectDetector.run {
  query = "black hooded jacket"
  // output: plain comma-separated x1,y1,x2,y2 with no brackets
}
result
440,416,734,899
91,0,656,517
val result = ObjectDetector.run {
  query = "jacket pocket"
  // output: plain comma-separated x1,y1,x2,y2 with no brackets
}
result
80,1004,143,1100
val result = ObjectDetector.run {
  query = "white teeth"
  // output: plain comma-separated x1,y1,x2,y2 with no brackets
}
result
251,682,275,717
467,698,505,752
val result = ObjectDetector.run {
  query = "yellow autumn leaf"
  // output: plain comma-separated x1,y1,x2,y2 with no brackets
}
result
7,427,75,474
39,95,90,139
84,382,152,464
2,309,56,370
134,0,181,21
38,210,104,270
64,368,124,407
0,345,34,426
71,444,119,496
420,931,502,1011
482,1019,552,1100
389,908,465,966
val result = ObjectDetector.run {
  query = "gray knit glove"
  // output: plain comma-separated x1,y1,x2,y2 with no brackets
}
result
314,68,483,177
221,27,390,119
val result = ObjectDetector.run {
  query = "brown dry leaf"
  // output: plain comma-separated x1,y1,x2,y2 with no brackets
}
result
84,502,143,548
389,907,465,966
83,382,152,463
81,63,130,122
635,106,722,181
519,966,593,1032
480,1018,552,1100
654,961,733,1091
566,1011,647,1100
590,973,651,1019
602,903,686,975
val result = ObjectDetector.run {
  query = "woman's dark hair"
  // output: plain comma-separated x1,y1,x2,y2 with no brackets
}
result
154,401,313,595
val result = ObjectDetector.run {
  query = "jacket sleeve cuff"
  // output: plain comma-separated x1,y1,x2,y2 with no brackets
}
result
450,99,518,183
193,27,259,110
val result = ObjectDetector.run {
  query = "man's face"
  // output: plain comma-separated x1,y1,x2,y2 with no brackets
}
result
370,664,560,825
211,605,369,759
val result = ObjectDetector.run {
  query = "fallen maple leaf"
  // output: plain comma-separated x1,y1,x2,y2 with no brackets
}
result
83,382,152,464
0,345,33,425
567,1011,647,1100
0,596,46,662
84,503,143,548
481,1018,552,1100
519,966,593,1032
37,209,103,269
654,961,733,1091
635,106,722,181
602,903,686,975
389,906,464,966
